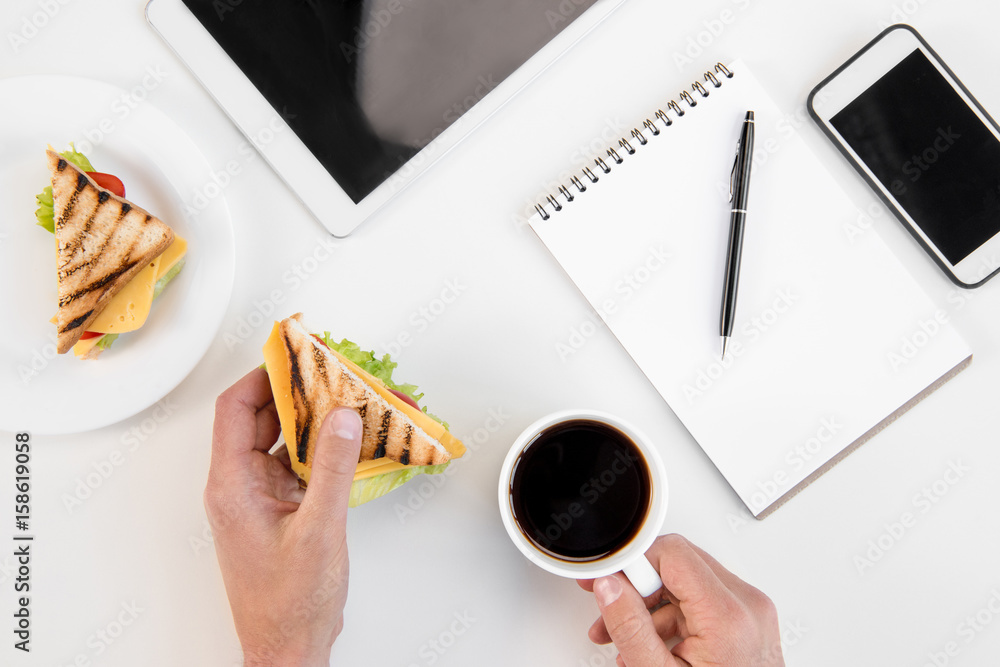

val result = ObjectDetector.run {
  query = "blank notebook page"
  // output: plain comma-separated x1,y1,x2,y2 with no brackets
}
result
530,60,971,517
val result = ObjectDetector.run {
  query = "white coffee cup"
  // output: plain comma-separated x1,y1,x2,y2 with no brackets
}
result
497,409,668,597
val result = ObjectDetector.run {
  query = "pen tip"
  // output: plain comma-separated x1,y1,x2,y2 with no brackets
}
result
746,110,754,121
721,337,729,359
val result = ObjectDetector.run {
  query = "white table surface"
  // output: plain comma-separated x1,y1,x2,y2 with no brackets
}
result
3,0,1000,665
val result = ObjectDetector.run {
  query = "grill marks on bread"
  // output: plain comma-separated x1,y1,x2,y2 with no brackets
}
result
48,150,174,353
279,316,450,470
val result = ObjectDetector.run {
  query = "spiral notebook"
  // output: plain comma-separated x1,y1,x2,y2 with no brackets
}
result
529,60,972,518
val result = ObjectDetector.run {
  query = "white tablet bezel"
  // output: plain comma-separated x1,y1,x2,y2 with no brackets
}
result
147,0,626,237
809,25,1000,287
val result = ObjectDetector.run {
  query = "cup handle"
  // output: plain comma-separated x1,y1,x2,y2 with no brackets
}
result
623,557,662,598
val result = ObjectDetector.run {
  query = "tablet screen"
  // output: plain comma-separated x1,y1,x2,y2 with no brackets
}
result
830,49,1000,265
182,0,599,203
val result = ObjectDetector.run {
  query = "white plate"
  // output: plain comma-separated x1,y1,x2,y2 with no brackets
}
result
0,75,235,434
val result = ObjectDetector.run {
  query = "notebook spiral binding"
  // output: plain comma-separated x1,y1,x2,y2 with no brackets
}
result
533,63,734,221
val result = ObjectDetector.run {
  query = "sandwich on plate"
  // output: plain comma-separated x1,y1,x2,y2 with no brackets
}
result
36,146,187,359
262,313,466,506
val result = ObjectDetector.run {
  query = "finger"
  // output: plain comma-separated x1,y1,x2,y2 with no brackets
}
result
644,535,733,614
211,369,277,473
589,597,685,645
273,443,293,470
679,536,749,593
299,407,364,527
581,578,671,611
587,576,674,642
264,451,306,504
593,574,678,667
254,400,281,453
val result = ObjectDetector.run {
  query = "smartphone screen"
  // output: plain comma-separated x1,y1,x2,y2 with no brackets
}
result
830,49,1000,265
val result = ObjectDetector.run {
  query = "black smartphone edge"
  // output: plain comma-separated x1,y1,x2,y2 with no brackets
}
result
807,23,1000,289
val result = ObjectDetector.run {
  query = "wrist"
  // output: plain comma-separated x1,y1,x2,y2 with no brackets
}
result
242,639,331,667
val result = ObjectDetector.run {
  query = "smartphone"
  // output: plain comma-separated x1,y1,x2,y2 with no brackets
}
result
809,24,1000,288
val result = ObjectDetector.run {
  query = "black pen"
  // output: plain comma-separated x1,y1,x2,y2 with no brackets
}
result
720,110,755,359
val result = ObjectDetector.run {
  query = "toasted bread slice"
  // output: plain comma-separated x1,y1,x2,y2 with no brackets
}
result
48,150,174,354
278,315,453,474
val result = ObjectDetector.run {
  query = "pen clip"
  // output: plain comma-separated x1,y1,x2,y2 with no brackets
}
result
729,140,740,202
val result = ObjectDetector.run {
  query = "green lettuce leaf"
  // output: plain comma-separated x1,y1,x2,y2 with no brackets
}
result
35,145,96,233
152,260,185,299
96,333,119,350
348,463,449,507
320,333,448,428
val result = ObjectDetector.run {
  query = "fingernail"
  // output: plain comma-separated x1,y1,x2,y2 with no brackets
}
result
328,408,362,441
594,576,622,606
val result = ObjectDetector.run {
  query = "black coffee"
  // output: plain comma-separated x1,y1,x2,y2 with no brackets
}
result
509,419,651,562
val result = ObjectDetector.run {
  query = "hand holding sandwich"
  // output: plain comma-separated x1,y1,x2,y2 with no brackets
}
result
207,368,363,666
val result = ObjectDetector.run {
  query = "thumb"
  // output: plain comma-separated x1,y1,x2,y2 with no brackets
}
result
300,407,364,524
594,574,677,667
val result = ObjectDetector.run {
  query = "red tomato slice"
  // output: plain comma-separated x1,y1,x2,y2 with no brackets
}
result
312,334,329,349
388,389,420,410
86,172,125,198
79,331,103,340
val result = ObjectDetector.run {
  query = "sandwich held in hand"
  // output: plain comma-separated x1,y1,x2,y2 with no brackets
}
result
262,314,466,506
36,146,187,359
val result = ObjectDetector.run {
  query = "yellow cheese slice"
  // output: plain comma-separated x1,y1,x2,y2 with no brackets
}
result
354,460,408,481
262,321,464,484
87,256,160,334
72,335,101,358
83,235,187,335
355,459,397,473
156,236,187,279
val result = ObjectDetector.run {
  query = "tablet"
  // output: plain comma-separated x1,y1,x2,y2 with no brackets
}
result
147,0,625,236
